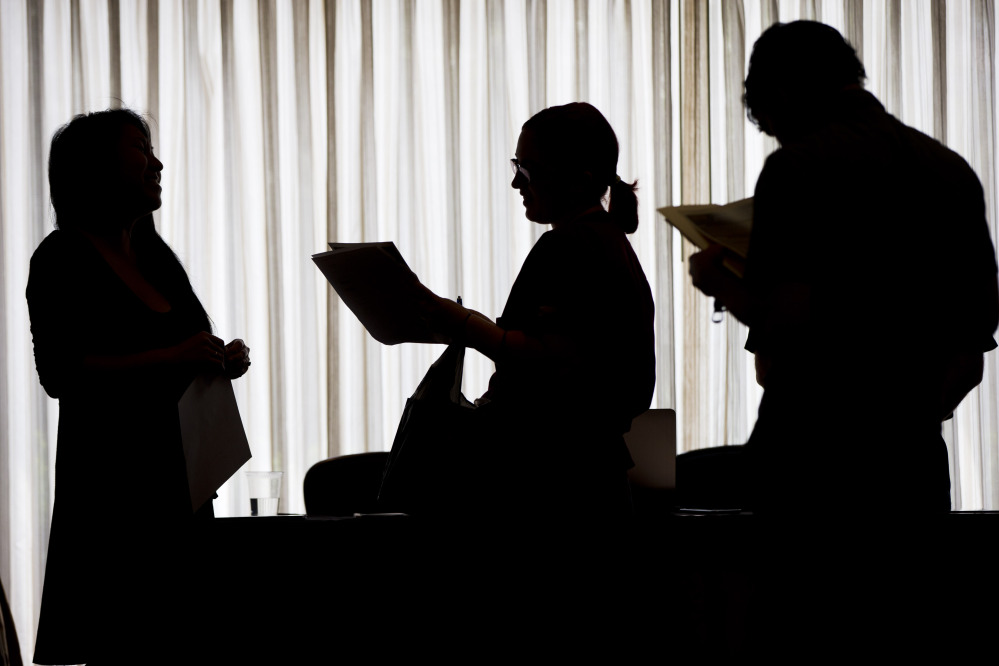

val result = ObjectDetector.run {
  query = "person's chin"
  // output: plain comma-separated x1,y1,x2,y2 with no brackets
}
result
523,204,546,224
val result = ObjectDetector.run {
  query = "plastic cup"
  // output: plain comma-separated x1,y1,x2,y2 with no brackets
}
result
246,471,283,516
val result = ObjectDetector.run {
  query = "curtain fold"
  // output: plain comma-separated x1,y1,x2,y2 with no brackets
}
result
2,0,999,659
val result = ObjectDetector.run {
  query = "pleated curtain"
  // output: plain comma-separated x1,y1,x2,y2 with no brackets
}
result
1,1,997,659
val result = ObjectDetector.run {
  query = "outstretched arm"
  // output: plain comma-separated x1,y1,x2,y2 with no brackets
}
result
413,284,573,363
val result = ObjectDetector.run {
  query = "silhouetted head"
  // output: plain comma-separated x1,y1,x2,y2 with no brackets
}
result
513,102,638,233
48,108,163,233
744,21,867,143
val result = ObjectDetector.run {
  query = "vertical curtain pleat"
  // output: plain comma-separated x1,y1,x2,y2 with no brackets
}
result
0,0,23,648
457,0,499,398
108,0,121,104
979,0,999,509
71,0,83,109
324,0,341,458
283,0,324,508
257,0,287,477
526,0,546,114
885,0,901,114
574,0,589,100
651,0,675,411
26,2,51,647
680,0,713,451
931,0,947,143
359,0,382,453
843,0,862,64
1,0,55,654
898,1,934,138
0,0,8,622
939,0,999,510
146,0,158,141
333,0,364,453
234,0,277,496
78,0,113,109
443,0,463,306
219,0,243,501
720,0,758,444
961,0,997,509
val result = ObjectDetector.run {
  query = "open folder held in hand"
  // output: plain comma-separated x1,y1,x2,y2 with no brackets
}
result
659,197,754,278
313,241,435,345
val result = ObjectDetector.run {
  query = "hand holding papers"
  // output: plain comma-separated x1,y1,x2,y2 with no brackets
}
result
179,374,252,512
312,242,435,345
659,197,754,278
661,198,754,325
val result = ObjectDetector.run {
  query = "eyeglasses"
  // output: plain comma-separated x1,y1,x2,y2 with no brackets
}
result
510,158,531,183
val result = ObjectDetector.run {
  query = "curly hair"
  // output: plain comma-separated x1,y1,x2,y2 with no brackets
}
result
744,21,867,131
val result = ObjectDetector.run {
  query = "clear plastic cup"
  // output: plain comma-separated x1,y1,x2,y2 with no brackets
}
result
246,471,283,516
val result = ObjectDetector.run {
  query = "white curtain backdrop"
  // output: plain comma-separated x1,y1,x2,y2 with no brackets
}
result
1,0,997,659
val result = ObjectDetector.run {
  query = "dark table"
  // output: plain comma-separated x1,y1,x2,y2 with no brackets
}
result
195,512,999,662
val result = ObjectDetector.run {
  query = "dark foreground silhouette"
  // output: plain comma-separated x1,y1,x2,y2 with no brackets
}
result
387,102,656,518
28,109,250,664
690,21,999,512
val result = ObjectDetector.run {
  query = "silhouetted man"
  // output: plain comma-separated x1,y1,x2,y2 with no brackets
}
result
690,21,999,511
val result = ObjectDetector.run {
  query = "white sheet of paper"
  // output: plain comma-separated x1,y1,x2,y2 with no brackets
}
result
178,374,252,512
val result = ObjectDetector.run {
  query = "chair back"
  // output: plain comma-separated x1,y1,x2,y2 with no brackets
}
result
675,445,747,510
303,451,390,517
623,409,677,515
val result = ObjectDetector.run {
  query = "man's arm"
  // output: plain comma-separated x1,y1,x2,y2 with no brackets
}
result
688,244,751,325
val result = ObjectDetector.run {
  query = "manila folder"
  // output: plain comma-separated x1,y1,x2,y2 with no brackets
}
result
178,374,252,513
313,242,434,345
659,198,754,278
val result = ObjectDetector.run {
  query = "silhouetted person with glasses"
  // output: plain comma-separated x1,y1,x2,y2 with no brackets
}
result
27,109,250,664
411,102,655,517
690,21,999,512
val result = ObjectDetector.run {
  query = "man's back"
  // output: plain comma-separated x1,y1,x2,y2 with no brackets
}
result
745,89,998,510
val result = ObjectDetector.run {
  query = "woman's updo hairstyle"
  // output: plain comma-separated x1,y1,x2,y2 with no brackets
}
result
48,108,152,232
522,102,639,234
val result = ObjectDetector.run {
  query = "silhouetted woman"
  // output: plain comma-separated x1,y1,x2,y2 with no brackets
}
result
416,102,655,516
27,109,250,664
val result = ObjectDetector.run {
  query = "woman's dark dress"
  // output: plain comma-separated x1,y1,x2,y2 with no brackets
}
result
475,209,656,514
27,230,211,664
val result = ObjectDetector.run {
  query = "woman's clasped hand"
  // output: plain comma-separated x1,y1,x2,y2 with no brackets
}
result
170,332,251,378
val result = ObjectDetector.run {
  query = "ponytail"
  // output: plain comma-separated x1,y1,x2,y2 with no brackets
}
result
608,178,639,234
523,102,638,231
